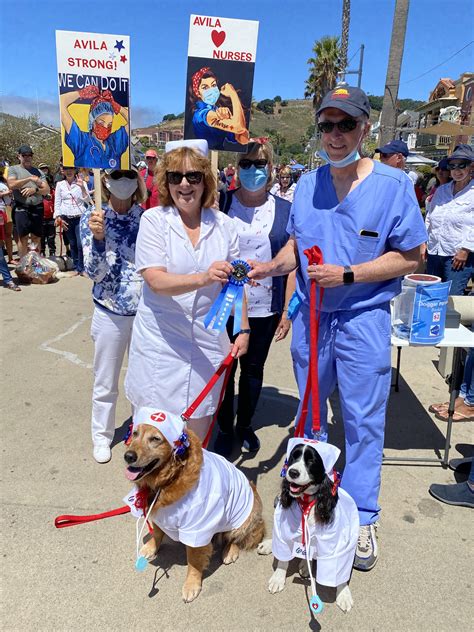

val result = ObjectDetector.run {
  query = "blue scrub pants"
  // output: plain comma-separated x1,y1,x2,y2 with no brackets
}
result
291,302,392,526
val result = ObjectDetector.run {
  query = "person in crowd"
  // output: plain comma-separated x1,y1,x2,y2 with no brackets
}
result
80,167,146,463
375,139,417,182
270,165,296,202
7,145,50,258
54,162,65,186
40,187,56,258
38,163,54,190
125,139,249,442
54,167,90,275
78,168,95,197
60,86,129,170
140,149,160,209
424,144,473,295
214,141,294,456
189,67,249,150
248,86,427,571
0,162,15,263
429,456,474,508
0,195,20,290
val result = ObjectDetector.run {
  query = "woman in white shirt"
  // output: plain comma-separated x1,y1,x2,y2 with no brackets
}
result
214,141,294,456
425,144,473,295
270,166,296,202
125,140,249,442
54,167,89,275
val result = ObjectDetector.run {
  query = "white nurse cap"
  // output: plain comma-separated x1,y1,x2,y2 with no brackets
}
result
133,407,185,448
165,139,209,157
286,437,341,475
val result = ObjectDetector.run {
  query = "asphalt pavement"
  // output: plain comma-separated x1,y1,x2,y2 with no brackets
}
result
1,275,473,631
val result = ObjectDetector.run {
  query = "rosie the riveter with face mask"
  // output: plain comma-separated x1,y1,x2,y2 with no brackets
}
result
60,86,129,170
79,168,147,464
248,86,427,572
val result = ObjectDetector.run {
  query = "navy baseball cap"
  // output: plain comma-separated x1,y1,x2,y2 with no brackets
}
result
317,85,371,118
375,140,409,157
437,158,449,170
18,144,33,155
449,144,474,162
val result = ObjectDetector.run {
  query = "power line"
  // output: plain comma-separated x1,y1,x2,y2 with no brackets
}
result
401,41,474,85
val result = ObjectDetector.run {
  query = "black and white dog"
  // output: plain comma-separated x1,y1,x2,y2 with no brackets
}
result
258,438,359,613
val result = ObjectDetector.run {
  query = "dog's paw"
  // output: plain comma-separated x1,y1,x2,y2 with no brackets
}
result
222,542,240,565
336,583,353,613
268,569,287,594
257,538,273,556
139,538,159,561
182,580,202,603
298,558,310,578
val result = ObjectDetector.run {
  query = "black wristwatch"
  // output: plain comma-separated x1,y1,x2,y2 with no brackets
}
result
238,329,251,335
343,265,354,285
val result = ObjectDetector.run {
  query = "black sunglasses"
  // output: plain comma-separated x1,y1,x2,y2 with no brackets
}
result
317,119,359,134
109,170,137,180
166,171,203,185
447,161,470,170
238,159,268,170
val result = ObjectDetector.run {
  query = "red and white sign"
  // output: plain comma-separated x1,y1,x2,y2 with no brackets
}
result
188,14,259,63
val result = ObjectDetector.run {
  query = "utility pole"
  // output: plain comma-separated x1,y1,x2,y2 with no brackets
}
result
379,0,410,145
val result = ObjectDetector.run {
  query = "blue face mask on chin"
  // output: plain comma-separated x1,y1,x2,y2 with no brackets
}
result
239,165,268,192
202,86,220,106
317,147,361,168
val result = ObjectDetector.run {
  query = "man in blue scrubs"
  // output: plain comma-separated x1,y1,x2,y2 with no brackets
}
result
249,86,427,571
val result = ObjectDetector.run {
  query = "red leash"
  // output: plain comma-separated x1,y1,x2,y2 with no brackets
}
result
54,354,235,528
294,246,324,438
54,505,130,529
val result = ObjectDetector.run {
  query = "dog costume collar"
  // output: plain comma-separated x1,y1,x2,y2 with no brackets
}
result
133,407,189,455
285,437,340,475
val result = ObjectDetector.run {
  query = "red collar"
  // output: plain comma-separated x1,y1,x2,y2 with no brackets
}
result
298,493,317,517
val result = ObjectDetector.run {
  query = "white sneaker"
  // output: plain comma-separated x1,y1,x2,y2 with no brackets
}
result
353,522,379,571
93,445,111,463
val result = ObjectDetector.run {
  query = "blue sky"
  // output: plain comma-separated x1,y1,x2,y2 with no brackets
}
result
1,0,473,127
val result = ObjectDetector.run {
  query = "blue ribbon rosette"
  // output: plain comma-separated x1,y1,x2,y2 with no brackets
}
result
204,259,250,335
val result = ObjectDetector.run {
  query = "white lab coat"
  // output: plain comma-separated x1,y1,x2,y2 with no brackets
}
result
124,450,254,547
272,488,359,587
125,205,239,416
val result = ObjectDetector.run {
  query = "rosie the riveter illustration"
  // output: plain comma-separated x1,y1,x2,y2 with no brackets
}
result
60,85,129,169
190,67,250,150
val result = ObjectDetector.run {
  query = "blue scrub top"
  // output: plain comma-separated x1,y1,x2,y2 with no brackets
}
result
192,101,238,150
65,120,129,170
287,161,427,312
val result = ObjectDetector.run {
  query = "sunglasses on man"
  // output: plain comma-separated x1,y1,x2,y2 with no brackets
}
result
109,170,137,180
446,161,470,170
238,159,268,170
166,171,203,185
317,119,359,134
146,156,157,161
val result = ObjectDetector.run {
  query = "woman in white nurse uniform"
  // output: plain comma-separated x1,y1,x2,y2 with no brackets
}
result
125,140,250,441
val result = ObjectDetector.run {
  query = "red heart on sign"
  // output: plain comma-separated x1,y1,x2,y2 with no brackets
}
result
150,412,166,423
211,30,226,48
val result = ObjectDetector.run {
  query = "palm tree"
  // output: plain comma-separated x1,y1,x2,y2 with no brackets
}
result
304,36,342,114
379,0,410,145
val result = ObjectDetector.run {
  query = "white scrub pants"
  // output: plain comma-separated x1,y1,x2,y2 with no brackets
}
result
90,305,135,447
291,303,392,526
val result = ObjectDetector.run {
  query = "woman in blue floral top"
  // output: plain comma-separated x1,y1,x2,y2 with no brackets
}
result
80,168,146,463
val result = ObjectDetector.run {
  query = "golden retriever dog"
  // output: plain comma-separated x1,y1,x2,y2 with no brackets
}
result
124,409,265,603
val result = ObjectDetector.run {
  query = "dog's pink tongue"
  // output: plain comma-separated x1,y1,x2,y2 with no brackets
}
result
125,467,141,481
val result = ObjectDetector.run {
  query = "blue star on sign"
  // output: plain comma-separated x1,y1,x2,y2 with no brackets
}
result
114,40,125,52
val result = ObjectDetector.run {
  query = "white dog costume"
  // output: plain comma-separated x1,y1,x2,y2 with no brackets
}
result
272,438,359,588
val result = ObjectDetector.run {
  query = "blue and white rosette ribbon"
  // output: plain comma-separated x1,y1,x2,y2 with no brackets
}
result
204,259,250,335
